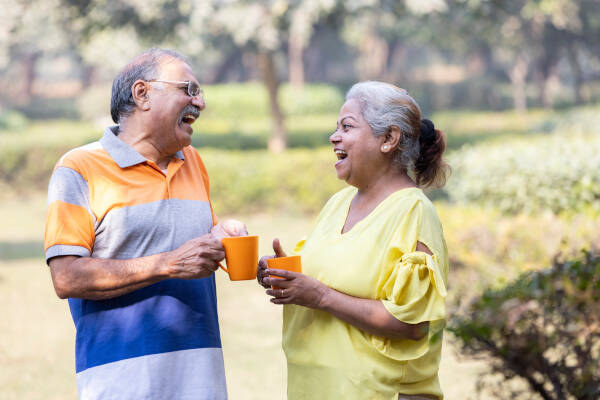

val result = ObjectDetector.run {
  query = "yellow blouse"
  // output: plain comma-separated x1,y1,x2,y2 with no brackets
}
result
283,186,449,400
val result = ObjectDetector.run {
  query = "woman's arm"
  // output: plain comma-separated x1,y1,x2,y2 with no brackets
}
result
263,271,428,340
262,242,432,341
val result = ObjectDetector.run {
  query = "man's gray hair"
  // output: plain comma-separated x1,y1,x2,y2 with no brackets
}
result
110,48,189,124
346,81,422,172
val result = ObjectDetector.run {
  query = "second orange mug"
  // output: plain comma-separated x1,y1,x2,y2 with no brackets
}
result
220,235,259,281
267,255,302,289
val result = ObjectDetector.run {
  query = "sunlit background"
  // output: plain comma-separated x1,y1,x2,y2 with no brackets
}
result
1,0,599,399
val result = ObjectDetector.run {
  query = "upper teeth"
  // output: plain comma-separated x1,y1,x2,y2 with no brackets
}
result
184,114,196,121
335,149,346,156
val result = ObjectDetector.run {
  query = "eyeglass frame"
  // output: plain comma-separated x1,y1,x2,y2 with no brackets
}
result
147,80,204,98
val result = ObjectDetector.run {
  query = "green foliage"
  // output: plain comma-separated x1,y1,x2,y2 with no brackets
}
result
0,110,28,131
201,148,345,215
201,82,344,119
445,133,600,214
449,251,600,400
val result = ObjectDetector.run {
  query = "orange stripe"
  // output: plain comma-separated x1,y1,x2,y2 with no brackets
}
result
45,201,95,252
58,146,211,222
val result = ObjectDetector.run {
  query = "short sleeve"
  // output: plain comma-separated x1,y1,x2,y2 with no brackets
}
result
44,166,96,264
370,251,447,361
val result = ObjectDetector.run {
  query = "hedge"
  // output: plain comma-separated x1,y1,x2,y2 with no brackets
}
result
445,133,600,214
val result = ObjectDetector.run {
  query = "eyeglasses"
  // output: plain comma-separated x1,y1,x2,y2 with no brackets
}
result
148,80,204,98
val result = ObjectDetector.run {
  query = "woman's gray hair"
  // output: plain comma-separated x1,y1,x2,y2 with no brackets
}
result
346,81,422,173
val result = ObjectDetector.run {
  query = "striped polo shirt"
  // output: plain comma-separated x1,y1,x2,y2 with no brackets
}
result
44,127,227,399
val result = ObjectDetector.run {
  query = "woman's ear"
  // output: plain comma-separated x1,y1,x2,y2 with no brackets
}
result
380,126,402,153
132,80,150,111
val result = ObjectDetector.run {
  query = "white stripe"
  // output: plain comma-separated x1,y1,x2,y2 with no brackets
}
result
58,141,102,165
76,347,227,400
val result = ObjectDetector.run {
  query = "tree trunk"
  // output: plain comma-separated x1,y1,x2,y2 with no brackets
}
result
566,46,584,105
288,26,305,90
358,31,389,81
20,52,41,104
259,52,286,153
509,53,528,112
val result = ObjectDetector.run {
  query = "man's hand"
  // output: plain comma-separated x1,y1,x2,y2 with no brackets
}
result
211,219,248,240
164,234,225,279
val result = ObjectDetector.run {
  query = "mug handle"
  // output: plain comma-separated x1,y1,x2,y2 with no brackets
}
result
219,262,229,274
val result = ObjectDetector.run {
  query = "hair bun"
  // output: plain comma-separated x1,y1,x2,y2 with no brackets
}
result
420,118,436,144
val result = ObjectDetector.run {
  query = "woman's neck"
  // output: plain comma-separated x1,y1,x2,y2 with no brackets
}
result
354,169,416,204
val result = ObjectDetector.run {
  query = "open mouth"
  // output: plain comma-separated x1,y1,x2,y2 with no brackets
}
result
181,113,197,125
334,148,347,160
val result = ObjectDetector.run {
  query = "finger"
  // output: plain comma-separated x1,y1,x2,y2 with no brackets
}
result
263,277,292,288
258,255,274,268
272,238,287,258
265,268,297,279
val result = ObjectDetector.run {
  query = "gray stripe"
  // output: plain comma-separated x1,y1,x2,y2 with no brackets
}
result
47,167,90,207
46,244,91,263
93,199,213,259
76,347,227,400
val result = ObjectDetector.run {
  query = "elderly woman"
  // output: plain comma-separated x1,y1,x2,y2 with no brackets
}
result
257,81,450,400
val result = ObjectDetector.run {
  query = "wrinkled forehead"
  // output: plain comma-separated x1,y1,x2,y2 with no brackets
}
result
156,57,195,80
337,99,366,124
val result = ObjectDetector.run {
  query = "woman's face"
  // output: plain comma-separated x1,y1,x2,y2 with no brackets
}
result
329,99,384,188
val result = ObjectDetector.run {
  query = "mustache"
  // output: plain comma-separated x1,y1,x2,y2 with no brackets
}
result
179,105,200,121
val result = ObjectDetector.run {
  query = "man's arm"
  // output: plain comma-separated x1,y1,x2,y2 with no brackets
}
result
49,234,225,300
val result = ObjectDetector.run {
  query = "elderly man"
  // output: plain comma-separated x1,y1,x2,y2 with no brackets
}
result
44,49,243,399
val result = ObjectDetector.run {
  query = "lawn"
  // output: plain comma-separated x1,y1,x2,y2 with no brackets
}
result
0,194,490,400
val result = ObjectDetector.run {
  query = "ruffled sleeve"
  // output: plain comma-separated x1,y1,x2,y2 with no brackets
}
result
370,251,447,361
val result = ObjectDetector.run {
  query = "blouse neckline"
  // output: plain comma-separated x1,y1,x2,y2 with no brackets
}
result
339,186,421,236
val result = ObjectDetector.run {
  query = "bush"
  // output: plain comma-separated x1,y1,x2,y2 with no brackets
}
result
0,110,28,131
445,133,600,214
449,251,600,400
201,148,345,215
200,82,343,119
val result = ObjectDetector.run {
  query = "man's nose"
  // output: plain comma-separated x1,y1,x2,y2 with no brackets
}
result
192,95,205,110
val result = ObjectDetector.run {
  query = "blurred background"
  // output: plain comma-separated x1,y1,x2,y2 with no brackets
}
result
1,0,599,399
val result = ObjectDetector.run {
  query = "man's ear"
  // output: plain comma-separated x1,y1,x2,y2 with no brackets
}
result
132,80,150,111
381,126,402,153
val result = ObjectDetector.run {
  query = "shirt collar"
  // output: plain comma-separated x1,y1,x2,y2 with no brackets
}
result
100,126,185,168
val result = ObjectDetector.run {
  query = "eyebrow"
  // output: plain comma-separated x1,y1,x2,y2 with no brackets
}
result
337,115,358,126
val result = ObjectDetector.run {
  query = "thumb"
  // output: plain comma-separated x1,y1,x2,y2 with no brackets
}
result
272,238,287,258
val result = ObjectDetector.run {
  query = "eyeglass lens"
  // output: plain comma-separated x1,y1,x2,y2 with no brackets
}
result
187,82,201,97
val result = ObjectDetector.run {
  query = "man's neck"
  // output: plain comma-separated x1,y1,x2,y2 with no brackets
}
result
117,119,173,169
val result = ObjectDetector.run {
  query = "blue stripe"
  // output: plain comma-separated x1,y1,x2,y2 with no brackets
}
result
70,276,221,372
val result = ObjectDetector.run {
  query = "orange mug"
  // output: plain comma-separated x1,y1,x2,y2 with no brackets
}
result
220,235,259,281
267,255,302,289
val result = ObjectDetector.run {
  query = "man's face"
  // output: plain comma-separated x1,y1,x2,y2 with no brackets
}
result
147,58,205,154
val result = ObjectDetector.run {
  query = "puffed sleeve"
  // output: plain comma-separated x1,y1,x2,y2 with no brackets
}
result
370,251,447,361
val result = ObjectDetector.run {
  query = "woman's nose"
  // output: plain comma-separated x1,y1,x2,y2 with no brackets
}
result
329,130,341,144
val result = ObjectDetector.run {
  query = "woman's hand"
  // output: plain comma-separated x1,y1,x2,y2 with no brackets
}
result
257,238,286,289
263,269,330,309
